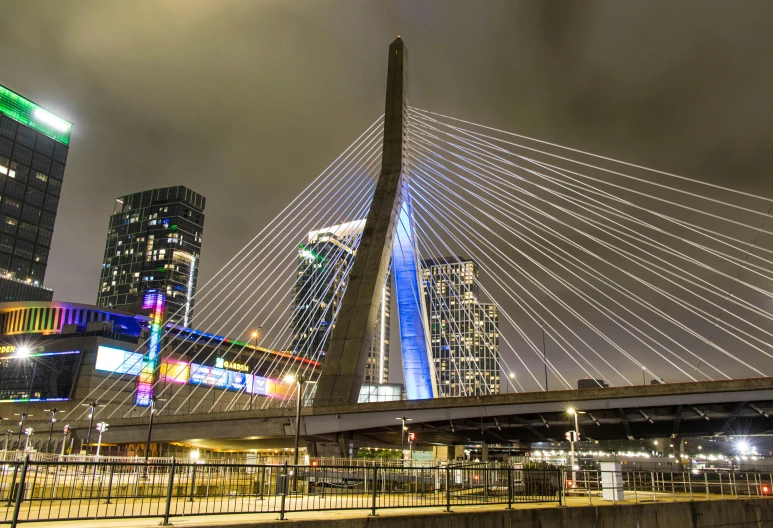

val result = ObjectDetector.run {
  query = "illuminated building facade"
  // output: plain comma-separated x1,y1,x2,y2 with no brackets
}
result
422,257,500,397
0,301,317,422
96,186,205,326
291,220,391,384
0,84,72,301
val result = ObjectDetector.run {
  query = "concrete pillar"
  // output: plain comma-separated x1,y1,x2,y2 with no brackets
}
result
481,443,489,462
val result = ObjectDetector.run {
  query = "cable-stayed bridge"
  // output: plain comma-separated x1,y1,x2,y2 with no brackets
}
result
59,38,773,452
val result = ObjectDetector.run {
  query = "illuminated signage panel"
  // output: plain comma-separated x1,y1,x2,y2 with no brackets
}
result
159,360,190,384
95,345,143,376
189,363,228,389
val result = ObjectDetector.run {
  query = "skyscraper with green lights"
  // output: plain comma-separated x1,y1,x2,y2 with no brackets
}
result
0,84,73,301
96,186,205,326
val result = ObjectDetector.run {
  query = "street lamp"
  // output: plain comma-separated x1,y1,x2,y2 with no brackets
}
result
80,401,103,454
396,416,413,459
284,373,307,493
143,396,166,466
13,412,32,451
3,429,13,451
249,329,260,411
44,408,61,453
566,408,585,482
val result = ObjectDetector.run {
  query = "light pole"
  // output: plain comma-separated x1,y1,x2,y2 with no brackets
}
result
23,427,33,451
14,412,32,451
144,396,166,465
567,408,585,485
284,373,306,493
44,408,61,453
396,416,412,459
249,329,260,411
4,429,12,451
81,401,101,454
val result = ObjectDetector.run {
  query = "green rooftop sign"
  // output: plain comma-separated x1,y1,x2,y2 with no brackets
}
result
0,84,72,146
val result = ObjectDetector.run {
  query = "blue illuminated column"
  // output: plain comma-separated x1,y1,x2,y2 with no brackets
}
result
136,290,165,406
392,193,436,400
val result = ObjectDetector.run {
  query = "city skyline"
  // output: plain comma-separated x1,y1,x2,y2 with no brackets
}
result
1,1,771,386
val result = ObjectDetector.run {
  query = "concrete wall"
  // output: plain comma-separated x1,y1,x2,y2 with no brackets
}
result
191,499,773,528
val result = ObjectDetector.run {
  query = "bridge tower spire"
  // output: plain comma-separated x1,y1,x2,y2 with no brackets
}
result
314,37,436,405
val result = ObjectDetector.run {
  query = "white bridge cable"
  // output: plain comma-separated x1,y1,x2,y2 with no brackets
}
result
106,136,383,419
392,193,497,396
409,165,640,386
115,140,380,418
71,118,384,421
409,126,773,331
409,129,773,362
222,181,375,412
409,115,773,282
409,183,573,390
409,146,724,381
409,108,773,206
412,215,523,393
410,207,537,392
409,143,767,377
157,158,380,416
218,172,379,412
191,163,378,414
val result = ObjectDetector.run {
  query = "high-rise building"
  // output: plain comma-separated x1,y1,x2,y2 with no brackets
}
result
0,85,72,301
291,220,391,384
422,257,500,397
96,186,205,326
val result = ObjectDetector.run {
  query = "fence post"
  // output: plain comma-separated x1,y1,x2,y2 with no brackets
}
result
704,471,709,501
483,465,489,503
507,468,513,509
370,465,378,516
687,470,692,501
161,458,176,526
558,468,564,507
187,464,196,502
10,454,29,528
279,461,288,521
5,462,19,507
105,464,114,504
258,466,265,501
445,465,452,512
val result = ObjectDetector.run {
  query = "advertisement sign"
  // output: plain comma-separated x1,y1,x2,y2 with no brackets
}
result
189,363,228,389
95,346,143,376
159,360,190,384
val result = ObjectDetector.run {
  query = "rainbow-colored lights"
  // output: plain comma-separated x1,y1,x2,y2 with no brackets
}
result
136,290,165,406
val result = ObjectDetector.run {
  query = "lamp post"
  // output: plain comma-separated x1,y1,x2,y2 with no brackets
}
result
396,416,412,460
14,412,32,451
23,427,33,451
567,408,585,485
4,429,12,451
144,396,166,466
284,373,306,493
44,408,61,453
249,329,260,411
80,401,101,454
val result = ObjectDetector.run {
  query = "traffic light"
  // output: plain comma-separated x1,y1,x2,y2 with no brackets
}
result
96,422,108,433
564,431,577,442
62,425,70,434
23,427,33,436
409,433,416,443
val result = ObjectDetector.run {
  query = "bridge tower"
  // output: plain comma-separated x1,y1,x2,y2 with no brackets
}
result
313,38,436,405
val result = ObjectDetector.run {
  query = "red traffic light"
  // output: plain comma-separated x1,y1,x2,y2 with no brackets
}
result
762,485,771,496
409,433,416,441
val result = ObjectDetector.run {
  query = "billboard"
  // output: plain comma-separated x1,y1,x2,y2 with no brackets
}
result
95,345,143,376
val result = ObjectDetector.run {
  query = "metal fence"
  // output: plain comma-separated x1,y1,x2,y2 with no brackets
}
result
0,457,559,525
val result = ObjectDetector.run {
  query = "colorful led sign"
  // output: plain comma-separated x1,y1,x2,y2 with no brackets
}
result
136,290,165,406
0,345,16,354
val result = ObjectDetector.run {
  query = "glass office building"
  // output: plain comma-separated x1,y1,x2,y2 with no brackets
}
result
0,84,72,301
291,219,391,384
96,186,205,325
422,257,500,397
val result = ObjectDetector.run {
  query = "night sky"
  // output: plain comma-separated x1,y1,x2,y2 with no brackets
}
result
2,1,772,389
